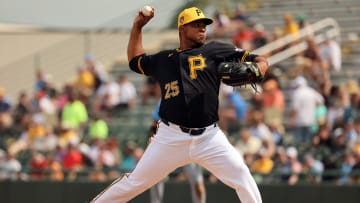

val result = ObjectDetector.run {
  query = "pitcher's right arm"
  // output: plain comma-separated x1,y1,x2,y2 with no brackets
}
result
127,7,154,62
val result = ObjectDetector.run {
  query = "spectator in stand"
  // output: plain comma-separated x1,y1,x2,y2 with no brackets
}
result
93,78,121,113
252,23,268,50
282,12,299,41
302,153,324,184
84,53,109,90
29,151,48,180
56,84,72,115
61,90,88,131
272,147,291,184
106,137,122,167
296,14,313,38
268,119,284,146
232,3,250,23
319,33,342,72
247,110,270,142
36,89,58,127
77,142,94,168
7,115,46,157
88,163,108,182
46,154,64,181
207,10,231,39
326,85,347,130
53,144,66,162
311,125,338,182
344,119,358,150
140,76,161,106
332,128,348,156
289,76,324,145
33,71,57,100
234,128,262,157
88,139,104,166
350,145,360,183
34,70,47,94
218,84,248,135
27,114,47,144
260,75,285,126
250,148,274,184
114,75,137,110
299,37,324,80
74,65,95,98
311,94,328,135
286,147,303,185
43,75,58,99
311,126,334,156
247,109,276,157
232,23,254,51
349,117,360,150
0,149,7,180
343,80,359,125
1,152,22,181
88,115,109,141
207,4,250,41
0,87,12,130
57,122,80,149
96,143,116,170
13,91,33,132
62,144,83,175
121,141,138,173
31,125,58,153
343,93,360,123
338,151,356,184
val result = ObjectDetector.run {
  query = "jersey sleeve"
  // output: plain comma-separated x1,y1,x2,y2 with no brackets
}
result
208,41,259,62
129,54,156,76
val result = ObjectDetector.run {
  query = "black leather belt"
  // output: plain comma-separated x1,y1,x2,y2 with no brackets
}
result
161,119,215,136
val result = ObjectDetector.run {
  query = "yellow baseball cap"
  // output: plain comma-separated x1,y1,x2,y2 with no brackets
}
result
178,7,213,28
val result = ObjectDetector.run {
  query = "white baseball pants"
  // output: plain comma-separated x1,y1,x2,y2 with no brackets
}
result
150,163,205,203
91,121,262,203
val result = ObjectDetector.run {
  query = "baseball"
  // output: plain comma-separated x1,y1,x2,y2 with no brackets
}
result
141,5,152,16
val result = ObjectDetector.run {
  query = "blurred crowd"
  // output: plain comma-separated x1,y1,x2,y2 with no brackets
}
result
0,53,142,182
1,3,360,186
210,3,358,185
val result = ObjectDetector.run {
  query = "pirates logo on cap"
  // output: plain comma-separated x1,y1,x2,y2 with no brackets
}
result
195,9,202,16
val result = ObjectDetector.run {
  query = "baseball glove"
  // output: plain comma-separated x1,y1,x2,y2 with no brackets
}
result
218,61,263,87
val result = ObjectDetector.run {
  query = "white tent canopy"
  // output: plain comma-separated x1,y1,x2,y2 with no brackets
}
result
0,0,187,30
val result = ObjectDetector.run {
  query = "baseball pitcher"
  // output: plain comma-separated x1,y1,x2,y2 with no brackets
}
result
91,6,268,203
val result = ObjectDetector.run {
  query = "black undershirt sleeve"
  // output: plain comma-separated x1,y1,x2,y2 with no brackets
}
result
129,54,156,76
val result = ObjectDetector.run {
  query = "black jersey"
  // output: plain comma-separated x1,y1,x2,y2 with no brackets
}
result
129,41,257,128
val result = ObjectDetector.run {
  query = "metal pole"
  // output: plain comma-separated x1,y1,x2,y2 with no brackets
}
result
34,53,41,72
84,31,91,55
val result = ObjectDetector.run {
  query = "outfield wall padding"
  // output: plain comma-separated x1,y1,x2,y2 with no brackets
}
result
0,181,359,203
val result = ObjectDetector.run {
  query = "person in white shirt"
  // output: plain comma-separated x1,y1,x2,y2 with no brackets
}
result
319,34,342,72
114,75,137,109
290,76,324,145
94,79,121,112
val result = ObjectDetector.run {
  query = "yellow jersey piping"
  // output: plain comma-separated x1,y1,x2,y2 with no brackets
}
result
241,51,249,62
137,56,145,74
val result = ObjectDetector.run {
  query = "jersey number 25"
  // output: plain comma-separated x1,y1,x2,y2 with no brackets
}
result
164,80,180,100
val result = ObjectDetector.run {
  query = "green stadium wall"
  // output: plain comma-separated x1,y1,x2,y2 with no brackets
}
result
0,181,359,203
